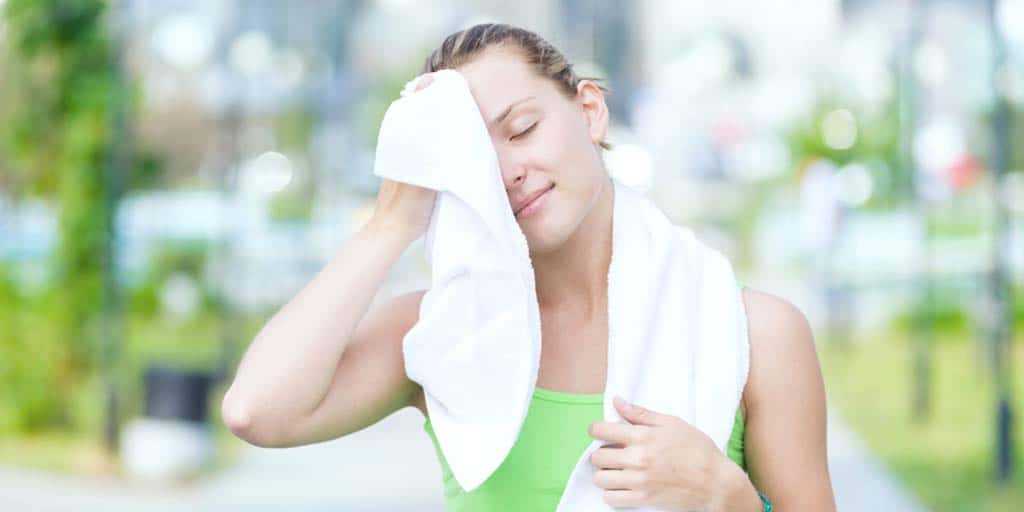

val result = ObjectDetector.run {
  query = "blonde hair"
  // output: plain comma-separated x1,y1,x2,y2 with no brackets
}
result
423,23,613,151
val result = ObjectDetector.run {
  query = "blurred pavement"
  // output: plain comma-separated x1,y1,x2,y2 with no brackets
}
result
828,407,929,512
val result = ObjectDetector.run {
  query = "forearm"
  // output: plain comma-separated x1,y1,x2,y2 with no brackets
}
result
222,218,414,430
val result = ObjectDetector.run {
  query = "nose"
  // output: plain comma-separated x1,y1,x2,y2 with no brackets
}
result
503,163,526,192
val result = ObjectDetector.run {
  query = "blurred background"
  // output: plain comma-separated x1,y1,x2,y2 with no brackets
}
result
0,0,1021,510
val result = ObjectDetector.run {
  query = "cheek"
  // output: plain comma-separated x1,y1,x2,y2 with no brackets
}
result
504,114,596,189
544,128,589,181
555,114,600,167
554,114,592,151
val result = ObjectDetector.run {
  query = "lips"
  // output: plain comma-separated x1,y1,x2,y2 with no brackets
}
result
513,184,554,217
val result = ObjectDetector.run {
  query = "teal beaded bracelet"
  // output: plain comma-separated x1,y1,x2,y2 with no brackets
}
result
757,491,773,511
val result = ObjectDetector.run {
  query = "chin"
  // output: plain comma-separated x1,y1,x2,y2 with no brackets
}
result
522,217,573,256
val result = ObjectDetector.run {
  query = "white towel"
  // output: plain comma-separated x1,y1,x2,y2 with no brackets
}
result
373,69,750,511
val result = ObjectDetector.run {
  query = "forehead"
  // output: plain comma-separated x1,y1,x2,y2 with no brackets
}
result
456,46,552,121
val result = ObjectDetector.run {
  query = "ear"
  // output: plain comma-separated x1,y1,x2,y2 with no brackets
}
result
576,79,609,147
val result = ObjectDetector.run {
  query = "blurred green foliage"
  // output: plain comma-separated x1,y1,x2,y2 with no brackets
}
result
888,284,1024,337
1,0,119,432
0,0,164,435
785,93,905,210
268,106,316,222
0,269,262,473
889,281,973,336
0,266,69,432
275,105,316,151
126,240,222,319
820,331,1024,511
268,191,315,222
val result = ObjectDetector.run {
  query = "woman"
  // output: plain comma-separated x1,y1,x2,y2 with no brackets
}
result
222,23,837,511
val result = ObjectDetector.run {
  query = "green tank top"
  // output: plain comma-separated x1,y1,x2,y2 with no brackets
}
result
422,387,746,510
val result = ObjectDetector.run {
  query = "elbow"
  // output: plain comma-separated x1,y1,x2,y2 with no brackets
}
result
221,393,252,437
221,391,288,448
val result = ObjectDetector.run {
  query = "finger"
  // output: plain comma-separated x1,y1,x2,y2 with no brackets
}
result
414,74,435,92
614,395,675,427
589,446,629,470
588,420,648,445
603,489,647,508
594,446,652,470
592,468,644,490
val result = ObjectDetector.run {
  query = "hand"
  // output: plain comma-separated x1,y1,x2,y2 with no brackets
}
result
587,396,745,511
370,74,438,241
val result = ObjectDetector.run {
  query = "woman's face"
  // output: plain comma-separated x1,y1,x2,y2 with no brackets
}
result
456,46,609,255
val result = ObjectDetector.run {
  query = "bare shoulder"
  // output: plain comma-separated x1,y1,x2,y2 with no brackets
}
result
738,286,820,414
740,287,814,346
738,286,836,510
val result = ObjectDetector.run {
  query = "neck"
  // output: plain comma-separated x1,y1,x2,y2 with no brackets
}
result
532,175,615,317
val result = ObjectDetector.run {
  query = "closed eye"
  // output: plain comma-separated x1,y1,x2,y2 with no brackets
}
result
510,122,538,141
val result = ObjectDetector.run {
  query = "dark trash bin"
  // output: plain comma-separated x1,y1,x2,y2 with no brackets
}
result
144,365,214,424
121,364,217,482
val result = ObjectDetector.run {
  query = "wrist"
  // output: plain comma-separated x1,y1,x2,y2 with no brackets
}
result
708,458,762,512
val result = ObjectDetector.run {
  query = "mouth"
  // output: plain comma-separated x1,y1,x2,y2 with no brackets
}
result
514,184,555,219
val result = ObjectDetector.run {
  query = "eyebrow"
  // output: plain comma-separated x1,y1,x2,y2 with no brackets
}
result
488,96,536,128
